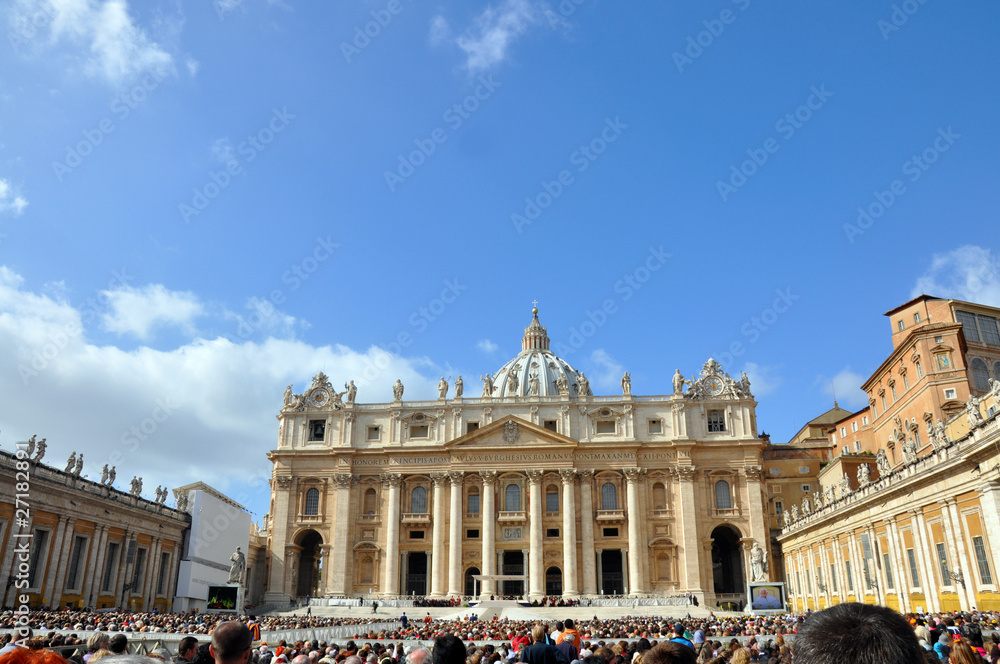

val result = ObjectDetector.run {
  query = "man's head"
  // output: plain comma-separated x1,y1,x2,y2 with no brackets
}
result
404,648,430,664
291,656,310,664
179,637,200,661
565,620,575,630
531,625,546,644
210,622,253,664
110,635,129,654
432,635,466,664
793,603,923,664
643,643,696,664
563,635,576,645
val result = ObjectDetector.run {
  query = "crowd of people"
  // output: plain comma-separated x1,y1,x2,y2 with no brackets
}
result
4,604,1000,663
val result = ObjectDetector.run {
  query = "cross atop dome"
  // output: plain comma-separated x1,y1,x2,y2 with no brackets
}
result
522,302,549,351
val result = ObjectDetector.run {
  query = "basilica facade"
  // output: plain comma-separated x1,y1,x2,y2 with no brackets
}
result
263,309,769,604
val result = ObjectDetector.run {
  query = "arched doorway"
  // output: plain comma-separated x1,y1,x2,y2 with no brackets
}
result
601,549,625,595
501,551,524,596
295,529,323,598
545,567,562,596
465,567,480,597
406,552,428,596
711,525,744,595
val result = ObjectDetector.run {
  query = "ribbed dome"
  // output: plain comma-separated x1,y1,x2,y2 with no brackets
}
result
484,308,590,398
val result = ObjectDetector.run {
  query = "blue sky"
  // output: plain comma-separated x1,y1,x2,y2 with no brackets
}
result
1,0,998,521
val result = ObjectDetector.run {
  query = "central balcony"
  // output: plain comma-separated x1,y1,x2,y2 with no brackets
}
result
596,509,626,523
402,513,431,525
498,510,527,524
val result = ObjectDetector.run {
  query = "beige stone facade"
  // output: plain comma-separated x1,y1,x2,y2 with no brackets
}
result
263,310,770,604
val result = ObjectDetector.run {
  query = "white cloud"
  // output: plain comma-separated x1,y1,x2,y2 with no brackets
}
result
101,284,204,339
0,266,442,518
185,56,199,77
588,348,623,392
911,245,1000,308
819,365,868,409
476,338,499,354
0,178,28,216
429,15,450,46
223,296,305,340
211,138,242,172
454,0,547,72
9,0,175,86
742,362,781,397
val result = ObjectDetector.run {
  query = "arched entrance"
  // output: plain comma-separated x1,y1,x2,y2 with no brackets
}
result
711,525,744,595
295,529,323,598
406,552,428,596
600,549,625,595
501,551,524,596
545,567,562,596
465,567,480,597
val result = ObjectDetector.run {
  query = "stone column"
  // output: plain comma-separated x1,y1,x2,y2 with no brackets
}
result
579,470,597,595
527,470,544,598
82,526,108,608
44,516,73,608
624,468,645,595
911,510,941,612
145,537,162,611
885,518,910,612
866,527,886,606
329,474,353,595
480,471,497,597
430,473,448,597
744,467,768,546
0,514,31,608
382,474,402,597
677,466,702,599
265,476,293,602
560,469,579,598
447,471,465,597
942,498,976,610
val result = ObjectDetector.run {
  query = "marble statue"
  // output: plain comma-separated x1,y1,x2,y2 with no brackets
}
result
991,378,1000,400
935,419,950,446
825,484,836,505
100,464,109,484
876,449,891,476
749,541,769,582
840,473,852,496
33,438,46,462
176,492,188,511
508,371,519,395
622,371,631,395
813,490,823,510
228,547,246,584
902,437,918,464
438,377,448,399
392,379,404,402
967,396,984,429
107,466,116,485
73,454,83,476
927,421,941,451
791,505,799,521
481,373,494,397
130,476,142,496
802,496,812,515
454,376,463,398
857,463,871,486
528,373,540,396
283,385,293,408
740,371,752,397
555,374,570,396
578,372,591,397
158,486,168,504
673,369,685,395
25,435,36,458
65,452,76,473
345,380,357,404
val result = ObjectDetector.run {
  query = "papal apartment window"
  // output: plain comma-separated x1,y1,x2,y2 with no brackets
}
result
410,424,429,438
596,419,615,435
308,419,325,441
973,536,993,585
543,420,558,432
366,426,380,441
466,422,480,434
648,419,662,434
304,488,319,515
707,410,725,432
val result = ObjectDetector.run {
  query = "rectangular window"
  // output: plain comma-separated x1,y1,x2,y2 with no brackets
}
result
957,310,980,342
466,529,480,539
907,548,920,588
157,552,170,595
409,530,425,539
914,313,921,324
855,441,862,451
845,559,853,591
367,426,380,440
543,420,558,432
863,416,869,425
545,528,560,538
799,466,811,474
707,410,726,432
852,422,859,432
841,427,847,437
916,362,923,378
801,484,812,492
979,315,1000,345
66,535,87,591
944,388,957,399
546,492,559,512
936,542,950,584
468,494,480,514
101,542,120,593
831,563,838,592
903,374,909,389
132,547,147,592
775,501,783,515
883,552,895,590
648,419,662,434
602,527,619,537
898,320,905,331
881,395,887,411
891,383,897,399
843,446,849,456
596,420,615,434
308,419,325,441
973,536,993,585
410,424,429,438
27,528,50,589
466,422,480,434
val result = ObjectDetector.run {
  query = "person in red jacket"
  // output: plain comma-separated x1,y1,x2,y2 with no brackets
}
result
511,630,531,653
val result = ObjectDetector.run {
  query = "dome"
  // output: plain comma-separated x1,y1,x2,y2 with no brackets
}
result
482,308,591,398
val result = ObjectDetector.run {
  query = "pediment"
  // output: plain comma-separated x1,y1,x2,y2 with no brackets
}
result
929,343,954,353
444,415,578,449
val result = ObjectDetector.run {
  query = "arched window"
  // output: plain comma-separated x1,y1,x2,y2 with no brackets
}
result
652,483,667,510
546,485,559,513
411,486,427,513
360,557,374,583
601,482,618,510
715,480,732,509
304,488,319,515
363,488,377,514
972,358,990,392
505,484,521,511
467,488,480,515
994,361,1000,380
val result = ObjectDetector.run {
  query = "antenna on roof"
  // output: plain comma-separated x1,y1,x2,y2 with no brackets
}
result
832,381,838,409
